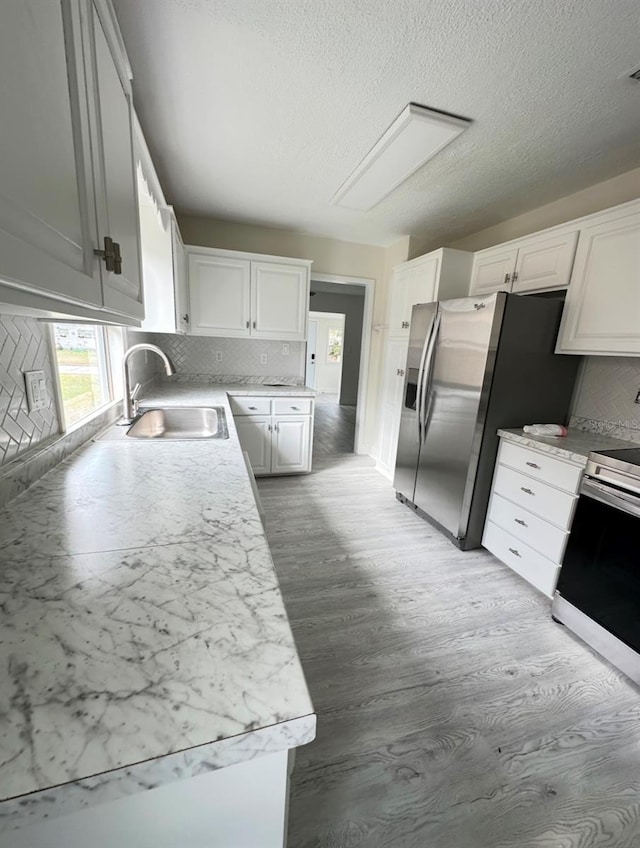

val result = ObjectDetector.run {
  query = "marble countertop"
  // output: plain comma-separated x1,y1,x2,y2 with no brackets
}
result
497,427,635,465
0,382,315,831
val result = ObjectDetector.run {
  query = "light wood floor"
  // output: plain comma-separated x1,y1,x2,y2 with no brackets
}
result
258,455,640,848
313,400,356,457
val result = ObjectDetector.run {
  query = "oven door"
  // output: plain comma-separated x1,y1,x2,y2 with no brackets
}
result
556,476,640,654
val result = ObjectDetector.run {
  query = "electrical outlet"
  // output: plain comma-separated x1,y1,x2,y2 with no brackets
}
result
281,343,290,356
260,353,268,365
24,370,47,412
215,351,223,362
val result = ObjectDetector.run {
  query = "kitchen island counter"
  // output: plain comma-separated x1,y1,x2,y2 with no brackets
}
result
0,382,315,834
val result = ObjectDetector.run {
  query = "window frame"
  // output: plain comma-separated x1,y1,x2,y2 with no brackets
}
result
48,322,124,432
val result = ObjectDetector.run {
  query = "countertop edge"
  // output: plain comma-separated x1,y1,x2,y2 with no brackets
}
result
0,715,316,833
497,427,635,465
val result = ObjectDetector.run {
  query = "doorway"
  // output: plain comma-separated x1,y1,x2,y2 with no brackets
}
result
308,276,371,456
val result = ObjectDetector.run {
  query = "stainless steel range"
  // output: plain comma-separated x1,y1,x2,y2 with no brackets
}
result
552,446,640,685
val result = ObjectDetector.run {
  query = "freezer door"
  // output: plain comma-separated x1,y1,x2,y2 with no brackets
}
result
393,302,438,499
413,293,504,540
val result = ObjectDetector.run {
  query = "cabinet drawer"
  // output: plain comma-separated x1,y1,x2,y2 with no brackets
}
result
499,441,583,494
492,464,576,529
229,396,272,416
273,398,312,416
487,493,569,563
483,521,560,599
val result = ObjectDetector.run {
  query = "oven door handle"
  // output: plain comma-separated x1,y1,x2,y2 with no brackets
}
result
581,477,640,519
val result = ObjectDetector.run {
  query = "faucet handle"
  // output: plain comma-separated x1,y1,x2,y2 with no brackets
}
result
130,382,142,401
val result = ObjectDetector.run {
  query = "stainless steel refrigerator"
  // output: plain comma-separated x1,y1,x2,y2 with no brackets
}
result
393,291,580,550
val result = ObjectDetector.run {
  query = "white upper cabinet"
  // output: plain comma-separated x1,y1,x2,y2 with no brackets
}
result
556,201,640,355
469,247,519,295
469,231,578,295
189,254,252,337
134,113,189,334
187,248,311,340
511,231,578,293
0,0,143,323
0,0,102,308
388,248,472,338
86,0,143,319
251,261,308,341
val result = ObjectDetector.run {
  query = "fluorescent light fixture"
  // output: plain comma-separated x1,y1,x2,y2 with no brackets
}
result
330,103,471,211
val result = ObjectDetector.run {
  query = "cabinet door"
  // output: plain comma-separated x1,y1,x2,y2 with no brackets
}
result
251,261,309,341
388,258,439,337
272,416,311,474
556,205,640,355
511,231,578,293
469,247,518,295
0,0,102,307
234,416,272,476
171,216,190,333
376,338,409,477
86,0,143,320
188,253,251,337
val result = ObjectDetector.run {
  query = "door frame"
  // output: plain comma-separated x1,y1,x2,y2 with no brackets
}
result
305,317,319,389
309,272,374,455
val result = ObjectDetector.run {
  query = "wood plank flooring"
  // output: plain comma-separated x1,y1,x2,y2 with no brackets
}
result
313,400,356,457
257,456,640,848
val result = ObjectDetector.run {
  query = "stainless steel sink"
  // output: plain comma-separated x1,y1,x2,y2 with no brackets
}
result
126,407,229,440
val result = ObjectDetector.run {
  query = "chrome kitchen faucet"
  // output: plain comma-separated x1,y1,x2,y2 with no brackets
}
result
119,343,176,424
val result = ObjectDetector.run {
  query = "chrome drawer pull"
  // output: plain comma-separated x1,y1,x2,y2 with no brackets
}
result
508,547,521,558
291,406,299,410
526,461,540,469
521,487,534,495
249,406,257,410
514,518,527,526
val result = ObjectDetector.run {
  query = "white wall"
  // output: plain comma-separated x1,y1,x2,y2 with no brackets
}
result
438,166,640,254
309,313,344,394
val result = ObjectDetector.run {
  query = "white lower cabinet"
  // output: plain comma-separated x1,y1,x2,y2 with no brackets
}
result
483,438,584,598
231,395,314,476
5,750,292,848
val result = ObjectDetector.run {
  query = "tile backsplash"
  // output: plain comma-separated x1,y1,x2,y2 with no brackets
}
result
570,356,640,444
144,333,306,382
0,315,59,466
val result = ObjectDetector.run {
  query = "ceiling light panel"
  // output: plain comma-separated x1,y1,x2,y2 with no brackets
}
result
331,104,471,211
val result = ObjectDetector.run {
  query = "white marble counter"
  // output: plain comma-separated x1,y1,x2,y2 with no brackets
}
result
0,382,315,831
497,427,634,465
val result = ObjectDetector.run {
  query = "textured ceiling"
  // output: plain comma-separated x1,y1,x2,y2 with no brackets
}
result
113,0,640,247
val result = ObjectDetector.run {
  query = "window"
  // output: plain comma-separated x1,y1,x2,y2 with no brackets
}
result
327,327,343,364
51,323,123,428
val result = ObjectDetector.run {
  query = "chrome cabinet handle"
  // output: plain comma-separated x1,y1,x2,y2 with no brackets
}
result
521,487,534,495
291,406,299,410
511,271,519,284
268,424,272,431
514,518,527,527
504,272,511,285
526,461,540,469
249,406,257,410
508,547,521,558
253,321,256,329
246,320,250,328
401,320,410,329
396,368,405,376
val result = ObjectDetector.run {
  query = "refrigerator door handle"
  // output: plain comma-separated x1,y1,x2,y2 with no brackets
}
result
415,310,438,444
419,312,441,444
